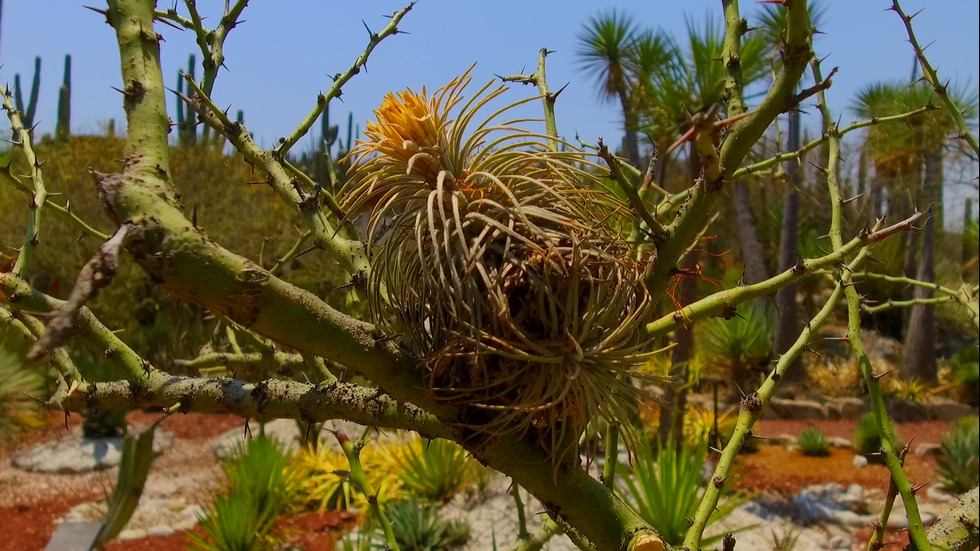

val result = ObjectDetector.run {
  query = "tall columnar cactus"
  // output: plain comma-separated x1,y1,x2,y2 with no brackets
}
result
13,57,41,129
55,54,71,141
176,53,198,147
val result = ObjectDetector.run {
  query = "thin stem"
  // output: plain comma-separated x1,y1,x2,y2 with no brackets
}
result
511,483,531,541
270,229,313,276
813,55,933,551
601,422,619,490
335,433,400,551
890,0,979,155
1,86,48,276
500,48,560,150
275,4,413,157
645,211,926,337
731,105,938,180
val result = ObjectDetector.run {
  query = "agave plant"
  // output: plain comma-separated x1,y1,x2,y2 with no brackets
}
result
936,417,979,494
392,438,476,503
617,437,754,547
341,68,662,461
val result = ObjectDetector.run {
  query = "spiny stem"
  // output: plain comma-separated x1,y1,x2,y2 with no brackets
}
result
276,3,413,157
732,105,938,179
813,55,933,551
890,0,979,155
684,265,855,549
500,48,560,151
335,433,400,551
1,86,48,276
645,211,926,337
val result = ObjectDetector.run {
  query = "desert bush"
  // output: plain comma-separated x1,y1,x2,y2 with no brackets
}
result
883,378,933,404
189,436,300,551
392,438,477,503
796,427,831,457
936,416,980,494
683,405,736,448
618,438,754,546
852,413,883,456
0,338,45,439
699,305,773,389
948,346,979,405
805,358,862,398
369,497,470,551
295,441,404,514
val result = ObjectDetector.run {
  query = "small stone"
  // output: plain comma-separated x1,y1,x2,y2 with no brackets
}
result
118,528,148,541
833,397,868,419
147,524,175,537
769,398,830,420
852,454,869,468
914,443,941,456
827,436,851,449
927,400,976,422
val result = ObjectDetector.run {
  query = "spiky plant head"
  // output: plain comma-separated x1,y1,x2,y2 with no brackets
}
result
342,67,663,463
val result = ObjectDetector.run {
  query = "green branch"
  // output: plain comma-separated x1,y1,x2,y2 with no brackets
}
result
684,261,854,549
813,55,932,551
1,86,48,276
721,0,747,116
275,3,413,157
731,105,938,180
644,212,926,337
500,48,561,150
179,76,368,277
890,0,979,155
926,486,979,551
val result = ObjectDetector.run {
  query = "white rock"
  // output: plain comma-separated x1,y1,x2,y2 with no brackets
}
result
147,524,175,537
853,454,869,468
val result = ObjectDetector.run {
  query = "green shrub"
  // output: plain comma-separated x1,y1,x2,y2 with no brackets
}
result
0,337,45,439
797,427,831,457
936,416,980,494
367,497,470,551
852,413,883,455
393,438,476,503
699,305,773,389
189,435,300,551
949,346,979,406
618,437,754,547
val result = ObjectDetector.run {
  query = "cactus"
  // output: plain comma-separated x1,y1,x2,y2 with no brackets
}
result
55,54,71,141
13,57,41,129
176,53,198,147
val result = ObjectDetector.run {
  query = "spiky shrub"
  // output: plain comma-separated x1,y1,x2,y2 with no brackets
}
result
366,497,470,551
342,68,658,461
884,377,933,403
0,338,45,439
699,304,773,390
617,437,754,546
682,405,736,448
797,427,831,457
189,436,300,551
852,413,884,456
948,346,979,406
295,442,404,514
936,416,979,494
392,438,476,503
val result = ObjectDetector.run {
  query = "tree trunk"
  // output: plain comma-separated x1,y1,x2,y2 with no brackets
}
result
732,182,770,285
902,146,941,383
618,88,641,167
773,111,803,383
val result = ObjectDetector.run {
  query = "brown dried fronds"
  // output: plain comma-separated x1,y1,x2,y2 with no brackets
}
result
342,68,664,462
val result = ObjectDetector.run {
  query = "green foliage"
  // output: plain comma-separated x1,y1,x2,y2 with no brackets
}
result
852,413,883,456
796,427,831,457
373,497,470,551
189,435,300,551
884,378,932,404
393,438,476,503
770,527,803,551
699,305,773,388
936,417,980,494
618,437,754,547
949,346,979,405
294,441,404,514
0,337,45,439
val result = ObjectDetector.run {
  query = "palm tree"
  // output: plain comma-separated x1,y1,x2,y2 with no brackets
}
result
576,11,642,166
853,80,978,382
618,16,768,442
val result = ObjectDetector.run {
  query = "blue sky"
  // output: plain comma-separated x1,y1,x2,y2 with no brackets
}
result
2,1,978,160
